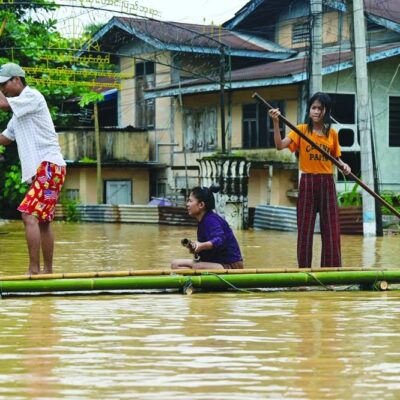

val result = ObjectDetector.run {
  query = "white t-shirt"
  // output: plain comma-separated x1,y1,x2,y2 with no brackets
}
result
2,86,66,183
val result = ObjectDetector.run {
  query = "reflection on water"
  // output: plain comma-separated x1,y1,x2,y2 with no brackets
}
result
0,221,400,399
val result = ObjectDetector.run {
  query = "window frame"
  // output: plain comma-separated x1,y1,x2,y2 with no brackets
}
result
242,101,284,149
389,96,400,147
135,61,156,129
183,107,217,152
104,179,133,205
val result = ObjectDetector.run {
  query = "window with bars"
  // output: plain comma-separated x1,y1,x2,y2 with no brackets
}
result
242,101,284,149
389,96,400,147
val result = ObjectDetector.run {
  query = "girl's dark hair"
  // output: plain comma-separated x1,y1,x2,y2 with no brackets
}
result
306,92,332,137
190,185,220,211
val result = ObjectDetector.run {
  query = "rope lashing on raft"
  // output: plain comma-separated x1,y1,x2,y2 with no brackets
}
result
182,277,193,295
371,270,386,290
304,272,355,291
305,272,337,291
201,272,254,293
305,270,388,291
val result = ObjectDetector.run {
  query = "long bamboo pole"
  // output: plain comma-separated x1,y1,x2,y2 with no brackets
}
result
0,267,383,281
1,270,400,294
252,92,400,219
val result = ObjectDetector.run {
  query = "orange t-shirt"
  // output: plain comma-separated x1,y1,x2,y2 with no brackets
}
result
288,124,341,174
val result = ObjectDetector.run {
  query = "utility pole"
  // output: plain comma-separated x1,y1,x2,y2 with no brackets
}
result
352,0,376,235
94,102,102,204
219,46,226,153
310,0,322,95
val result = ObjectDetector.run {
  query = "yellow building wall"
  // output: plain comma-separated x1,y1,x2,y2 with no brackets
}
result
151,53,174,163
120,57,136,127
323,11,339,44
277,10,347,48
58,130,149,162
248,169,269,206
278,22,292,48
270,169,297,206
248,168,297,207
63,168,150,205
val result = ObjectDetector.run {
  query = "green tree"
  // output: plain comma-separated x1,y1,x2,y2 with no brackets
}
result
0,1,107,216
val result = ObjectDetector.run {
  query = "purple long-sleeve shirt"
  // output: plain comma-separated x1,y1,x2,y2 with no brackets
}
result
197,211,243,264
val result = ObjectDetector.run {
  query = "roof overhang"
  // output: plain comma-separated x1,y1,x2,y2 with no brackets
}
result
79,17,295,60
144,44,400,99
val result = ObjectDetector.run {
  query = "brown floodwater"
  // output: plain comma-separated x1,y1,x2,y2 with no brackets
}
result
0,220,399,399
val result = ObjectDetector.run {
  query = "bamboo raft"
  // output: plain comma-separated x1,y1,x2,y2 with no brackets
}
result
0,268,399,296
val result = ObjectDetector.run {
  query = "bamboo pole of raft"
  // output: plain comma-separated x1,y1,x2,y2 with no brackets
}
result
0,267,389,281
252,92,400,219
1,270,400,294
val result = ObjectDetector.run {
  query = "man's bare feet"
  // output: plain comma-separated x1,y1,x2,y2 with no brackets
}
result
41,268,53,274
26,269,40,275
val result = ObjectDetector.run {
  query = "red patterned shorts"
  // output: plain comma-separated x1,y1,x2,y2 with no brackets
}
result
18,161,66,223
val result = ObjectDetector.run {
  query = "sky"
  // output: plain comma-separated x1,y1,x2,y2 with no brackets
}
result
54,0,250,37
142,0,249,24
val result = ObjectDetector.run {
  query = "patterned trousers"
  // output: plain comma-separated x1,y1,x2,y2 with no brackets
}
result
297,174,342,268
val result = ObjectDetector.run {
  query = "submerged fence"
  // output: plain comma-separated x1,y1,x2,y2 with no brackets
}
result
254,205,365,235
254,205,298,232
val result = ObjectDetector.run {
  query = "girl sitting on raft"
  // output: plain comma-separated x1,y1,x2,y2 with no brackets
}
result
171,186,244,270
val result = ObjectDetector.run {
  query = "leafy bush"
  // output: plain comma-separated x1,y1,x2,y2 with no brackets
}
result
337,182,362,207
59,191,81,222
380,191,400,215
3,164,28,205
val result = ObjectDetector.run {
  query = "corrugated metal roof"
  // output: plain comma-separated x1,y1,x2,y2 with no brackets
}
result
365,0,400,25
144,42,400,98
225,0,400,29
85,16,295,59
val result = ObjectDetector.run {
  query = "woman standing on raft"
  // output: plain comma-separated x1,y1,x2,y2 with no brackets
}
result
269,92,351,268
171,186,244,270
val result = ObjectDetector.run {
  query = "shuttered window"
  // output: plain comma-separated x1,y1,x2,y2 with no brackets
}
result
292,22,309,45
389,96,400,147
183,107,217,152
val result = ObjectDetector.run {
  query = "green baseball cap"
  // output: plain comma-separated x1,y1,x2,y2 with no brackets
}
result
0,63,26,83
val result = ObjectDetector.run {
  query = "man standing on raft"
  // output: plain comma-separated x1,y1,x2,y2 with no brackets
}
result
0,63,66,275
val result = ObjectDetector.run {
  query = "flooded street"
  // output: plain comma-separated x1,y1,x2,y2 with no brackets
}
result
1,221,399,274
0,221,400,399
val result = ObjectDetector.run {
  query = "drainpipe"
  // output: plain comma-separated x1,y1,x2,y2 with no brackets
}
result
219,46,226,153
94,102,102,204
